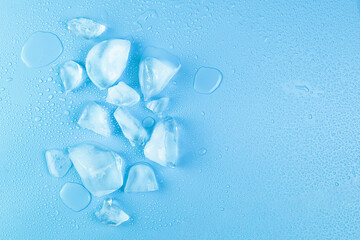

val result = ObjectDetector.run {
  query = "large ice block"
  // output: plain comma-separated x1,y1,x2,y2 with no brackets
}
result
144,117,179,167
60,60,86,93
139,47,181,100
114,108,148,146
125,163,158,193
67,18,106,39
86,39,131,89
106,82,140,107
77,102,111,137
95,198,130,226
68,143,125,197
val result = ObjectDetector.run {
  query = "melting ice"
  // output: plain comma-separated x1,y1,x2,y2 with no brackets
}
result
106,82,140,107
68,143,125,197
146,97,169,115
125,163,158,193
139,47,181,100
60,182,91,212
67,18,106,39
114,108,148,146
77,102,111,137
86,39,131,89
144,117,179,167
45,149,72,178
60,60,86,93
95,199,130,226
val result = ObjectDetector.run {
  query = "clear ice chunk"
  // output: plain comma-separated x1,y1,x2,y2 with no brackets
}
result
68,143,125,197
95,198,130,226
60,60,86,93
67,18,106,39
114,108,148,146
45,149,72,178
77,102,111,137
144,117,179,167
60,182,91,212
125,163,158,193
139,47,181,100
86,39,131,89
146,97,169,115
106,82,140,107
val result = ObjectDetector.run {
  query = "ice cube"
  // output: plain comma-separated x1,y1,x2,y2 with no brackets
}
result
77,102,111,137
144,117,179,167
95,198,130,226
146,97,169,115
45,149,72,178
139,47,181,100
106,82,140,107
114,108,148,146
60,60,86,93
67,18,106,39
125,163,158,193
86,39,131,89
60,182,91,212
68,143,125,197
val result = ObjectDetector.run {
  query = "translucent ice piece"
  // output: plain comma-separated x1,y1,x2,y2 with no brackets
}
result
144,117,178,167
106,82,140,107
68,143,125,197
67,18,106,39
77,102,111,137
139,47,181,100
193,67,223,94
60,60,86,93
114,108,148,146
86,39,131,89
125,163,158,193
21,31,63,68
60,182,91,212
95,199,130,226
45,149,72,178
146,97,169,115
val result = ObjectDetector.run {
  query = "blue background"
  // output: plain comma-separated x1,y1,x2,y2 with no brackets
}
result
1,0,360,239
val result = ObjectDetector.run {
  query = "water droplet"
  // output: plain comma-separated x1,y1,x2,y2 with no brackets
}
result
201,111,205,116
142,116,155,128
34,117,42,122
308,114,312,119
194,67,223,94
21,31,63,68
5,77,13,82
295,85,309,93
0,87,5,91
198,147,207,156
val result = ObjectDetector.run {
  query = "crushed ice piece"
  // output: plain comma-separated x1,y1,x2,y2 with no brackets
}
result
125,163,158,193
139,47,181,100
86,39,131,89
106,82,140,107
67,18,106,39
114,108,148,146
193,67,223,94
144,117,178,167
142,116,155,129
60,60,86,93
45,149,72,178
77,102,111,137
68,143,125,197
95,198,130,226
60,182,91,212
146,97,169,115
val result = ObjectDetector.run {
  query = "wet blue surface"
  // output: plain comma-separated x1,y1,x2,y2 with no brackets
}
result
1,1,360,239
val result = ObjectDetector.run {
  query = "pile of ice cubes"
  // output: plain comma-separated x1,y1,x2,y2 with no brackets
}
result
44,18,181,226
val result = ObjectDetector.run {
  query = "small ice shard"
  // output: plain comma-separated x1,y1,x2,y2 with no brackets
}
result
139,47,181,100
78,102,111,137
146,97,169,115
60,182,91,212
144,117,178,167
68,143,125,197
106,82,140,107
67,18,106,39
60,60,86,93
114,108,148,146
125,163,158,193
86,39,131,89
45,149,72,178
193,67,223,94
95,199,130,226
